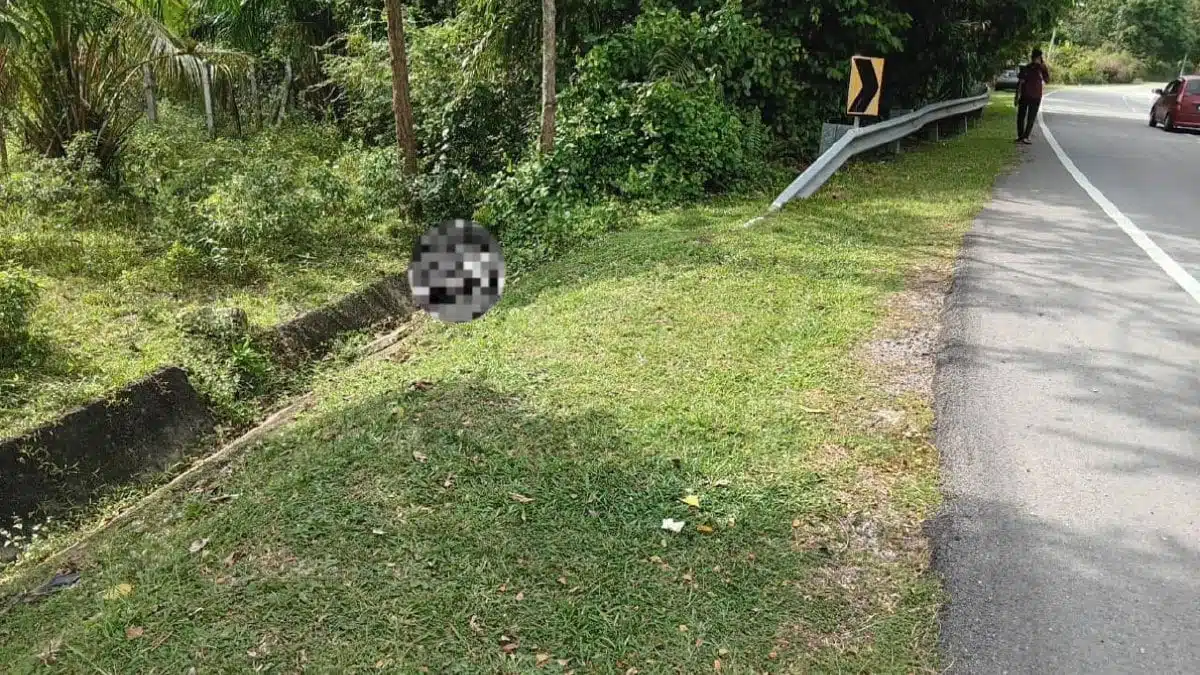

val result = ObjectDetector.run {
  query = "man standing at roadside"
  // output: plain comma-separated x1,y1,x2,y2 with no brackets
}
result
1015,48,1050,144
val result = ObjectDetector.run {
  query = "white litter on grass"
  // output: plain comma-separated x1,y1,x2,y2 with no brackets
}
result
661,518,686,533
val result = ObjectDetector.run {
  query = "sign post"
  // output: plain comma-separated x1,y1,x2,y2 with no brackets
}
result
847,55,885,118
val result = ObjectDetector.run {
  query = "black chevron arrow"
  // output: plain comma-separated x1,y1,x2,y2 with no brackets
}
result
849,57,879,115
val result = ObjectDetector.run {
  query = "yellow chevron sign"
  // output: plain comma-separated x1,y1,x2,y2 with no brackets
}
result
847,56,885,116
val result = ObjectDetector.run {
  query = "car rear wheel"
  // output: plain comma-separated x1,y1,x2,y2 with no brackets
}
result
1164,112,1177,132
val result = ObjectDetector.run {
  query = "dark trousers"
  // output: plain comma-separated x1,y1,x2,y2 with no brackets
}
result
1017,98,1041,139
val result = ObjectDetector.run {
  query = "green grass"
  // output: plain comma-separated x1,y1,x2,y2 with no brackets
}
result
0,199,409,439
0,103,1017,673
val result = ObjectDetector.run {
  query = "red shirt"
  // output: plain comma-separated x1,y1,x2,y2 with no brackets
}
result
1020,62,1050,101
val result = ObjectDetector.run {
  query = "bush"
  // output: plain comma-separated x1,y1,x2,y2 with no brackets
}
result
0,268,39,368
186,152,359,281
0,134,111,228
323,20,535,228
475,4,772,268
119,107,376,284
1051,43,1147,84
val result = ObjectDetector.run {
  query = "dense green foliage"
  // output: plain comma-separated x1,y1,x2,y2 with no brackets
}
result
1051,43,1147,84
0,267,37,368
1054,0,1200,82
0,0,1070,433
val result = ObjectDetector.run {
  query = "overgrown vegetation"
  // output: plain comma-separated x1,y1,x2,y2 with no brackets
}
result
1051,0,1200,83
0,0,1066,443
0,102,1019,673
0,267,37,369
0,101,412,438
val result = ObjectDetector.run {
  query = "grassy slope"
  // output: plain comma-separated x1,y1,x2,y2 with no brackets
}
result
0,198,408,439
0,103,1016,674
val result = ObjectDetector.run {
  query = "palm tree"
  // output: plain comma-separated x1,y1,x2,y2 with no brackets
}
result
385,0,418,176
189,0,341,126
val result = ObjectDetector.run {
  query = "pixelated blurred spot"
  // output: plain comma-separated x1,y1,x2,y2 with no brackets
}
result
407,219,506,323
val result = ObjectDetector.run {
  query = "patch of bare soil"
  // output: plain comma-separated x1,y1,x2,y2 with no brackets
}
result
858,265,953,399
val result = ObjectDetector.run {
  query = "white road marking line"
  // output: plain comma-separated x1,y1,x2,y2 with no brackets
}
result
1038,115,1200,307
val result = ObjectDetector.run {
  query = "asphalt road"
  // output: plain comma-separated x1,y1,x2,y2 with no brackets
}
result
932,84,1200,673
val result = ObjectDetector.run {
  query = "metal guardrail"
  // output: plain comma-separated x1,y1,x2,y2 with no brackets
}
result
769,89,992,210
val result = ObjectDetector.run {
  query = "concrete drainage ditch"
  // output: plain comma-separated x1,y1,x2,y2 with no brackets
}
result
0,274,415,548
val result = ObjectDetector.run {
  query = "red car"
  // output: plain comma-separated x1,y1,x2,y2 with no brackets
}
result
1149,75,1200,131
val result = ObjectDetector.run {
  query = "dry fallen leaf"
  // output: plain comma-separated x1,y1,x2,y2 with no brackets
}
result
188,539,209,554
624,669,639,675
125,626,145,640
768,650,779,660
413,451,428,463
223,551,238,567
499,583,508,593
557,576,568,585
510,493,534,504
104,583,134,600
501,643,519,654
678,624,689,632
696,525,714,534
683,572,695,583
371,528,385,536
536,653,551,666
469,615,484,634
515,591,525,601
557,659,570,667
713,479,731,488
680,495,701,508
38,637,63,665
443,474,455,488
714,659,722,672
718,648,730,656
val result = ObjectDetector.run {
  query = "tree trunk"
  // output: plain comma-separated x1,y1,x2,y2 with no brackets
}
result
142,64,158,124
539,0,557,153
201,61,215,139
385,0,419,176
229,79,243,137
250,66,262,131
0,121,8,176
276,59,293,126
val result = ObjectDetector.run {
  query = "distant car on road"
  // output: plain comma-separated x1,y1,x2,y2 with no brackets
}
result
995,66,1021,91
1149,75,1200,131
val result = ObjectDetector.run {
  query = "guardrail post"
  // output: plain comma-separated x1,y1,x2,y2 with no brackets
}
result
960,114,969,135
819,122,855,156
889,109,912,154
923,121,939,142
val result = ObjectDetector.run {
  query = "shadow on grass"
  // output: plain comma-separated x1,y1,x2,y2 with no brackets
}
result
0,375,938,674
